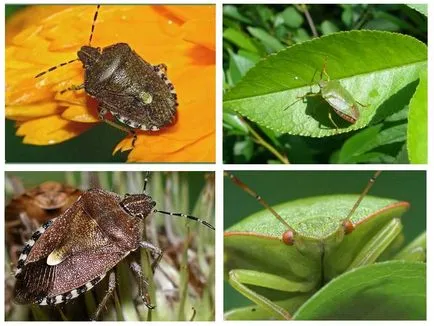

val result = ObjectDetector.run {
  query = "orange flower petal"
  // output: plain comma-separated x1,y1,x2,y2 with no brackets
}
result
16,115,94,145
162,5,215,23
6,103,61,121
182,19,215,51
61,105,99,123
6,5,215,162
127,132,215,162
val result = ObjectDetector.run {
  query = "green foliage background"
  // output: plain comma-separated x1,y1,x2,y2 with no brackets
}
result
223,4,427,164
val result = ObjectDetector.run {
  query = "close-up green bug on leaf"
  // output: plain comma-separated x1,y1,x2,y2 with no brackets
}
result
224,171,426,320
223,4,427,164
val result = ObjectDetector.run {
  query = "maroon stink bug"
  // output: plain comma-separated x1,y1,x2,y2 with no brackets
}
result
35,5,178,145
12,172,215,321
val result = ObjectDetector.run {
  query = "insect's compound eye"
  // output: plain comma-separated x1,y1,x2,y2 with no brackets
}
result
342,220,355,234
282,230,294,246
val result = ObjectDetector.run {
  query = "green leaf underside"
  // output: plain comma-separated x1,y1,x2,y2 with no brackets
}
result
407,69,427,163
293,261,426,320
407,4,427,17
226,195,404,239
224,31,427,137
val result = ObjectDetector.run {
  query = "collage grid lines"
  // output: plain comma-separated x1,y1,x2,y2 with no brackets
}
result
1,0,432,324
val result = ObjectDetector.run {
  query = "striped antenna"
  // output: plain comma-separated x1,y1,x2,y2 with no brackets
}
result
35,59,79,78
143,172,151,193
345,171,382,220
154,210,215,230
342,171,382,233
89,5,101,46
225,172,294,232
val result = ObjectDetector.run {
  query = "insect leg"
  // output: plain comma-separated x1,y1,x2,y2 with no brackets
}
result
348,218,402,269
92,270,116,321
98,105,138,147
355,99,368,107
139,241,163,273
327,110,339,130
59,84,84,95
189,307,197,321
320,57,330,82
129,260,155,309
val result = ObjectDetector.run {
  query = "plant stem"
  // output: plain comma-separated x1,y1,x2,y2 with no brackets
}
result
244,120,289,164
297,4,318,37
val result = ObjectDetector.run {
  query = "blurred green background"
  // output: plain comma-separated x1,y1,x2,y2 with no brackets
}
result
6,5,134,162
224,170,426,311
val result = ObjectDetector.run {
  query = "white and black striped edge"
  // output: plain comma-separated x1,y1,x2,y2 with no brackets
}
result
15,218,56,276
36,274,106,306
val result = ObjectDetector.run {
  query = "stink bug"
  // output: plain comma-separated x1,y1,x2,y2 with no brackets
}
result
35,5,178,145
12,172,215,321
286,58,367,128
224,171,426,320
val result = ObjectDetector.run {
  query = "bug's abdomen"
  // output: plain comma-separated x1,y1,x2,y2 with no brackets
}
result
86,43,177,131
321,81,359,123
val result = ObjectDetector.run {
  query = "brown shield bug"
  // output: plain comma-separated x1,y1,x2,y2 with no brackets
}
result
35,5,178,145
13,172,214,320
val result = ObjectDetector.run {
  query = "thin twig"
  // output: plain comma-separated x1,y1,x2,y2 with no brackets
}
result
243,119,290,164
297,4,318,38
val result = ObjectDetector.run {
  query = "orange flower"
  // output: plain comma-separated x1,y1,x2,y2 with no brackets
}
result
6,5,215,162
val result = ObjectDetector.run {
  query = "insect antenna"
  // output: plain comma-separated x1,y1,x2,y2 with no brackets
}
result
143,172,151,192
225,172,294,232
89,5,101,46
154,210,214,230
35,59,80,78
342,171,382,233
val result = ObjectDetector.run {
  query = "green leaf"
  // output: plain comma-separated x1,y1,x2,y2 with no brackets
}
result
223,5,252,24
224,31,427,137
223,28,259,53
336,123,407,163
293,261,426,320
247,27,285,52
228,49,259,85
320,20,339,35
407,4,427,17
223,112,249,135
279,7,304,28
407,69,427,163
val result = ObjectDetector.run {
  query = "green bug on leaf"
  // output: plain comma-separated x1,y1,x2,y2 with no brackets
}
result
287,58,368,129
224,171,426,320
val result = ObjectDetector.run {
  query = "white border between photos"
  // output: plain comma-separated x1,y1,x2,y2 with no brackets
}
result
1,0,432,325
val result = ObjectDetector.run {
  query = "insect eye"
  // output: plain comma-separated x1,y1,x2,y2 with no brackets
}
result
282,230,294,246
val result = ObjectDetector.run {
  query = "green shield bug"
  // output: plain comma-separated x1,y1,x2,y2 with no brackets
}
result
224,171,426,320
286,58,367,129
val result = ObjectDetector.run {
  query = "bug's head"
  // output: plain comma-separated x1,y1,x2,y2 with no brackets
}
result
318,79,327,88
120,194,156,220
77,46,101,69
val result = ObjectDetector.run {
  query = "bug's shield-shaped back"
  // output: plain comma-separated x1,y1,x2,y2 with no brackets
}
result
14,192,131,304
